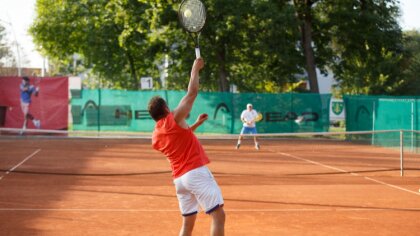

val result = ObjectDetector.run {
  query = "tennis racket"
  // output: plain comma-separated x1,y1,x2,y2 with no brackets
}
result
254,112,263,122
245,112,263,123
34,76,41,97
178,0,207,58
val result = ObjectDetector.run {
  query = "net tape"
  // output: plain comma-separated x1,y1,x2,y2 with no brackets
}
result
0,127,414,139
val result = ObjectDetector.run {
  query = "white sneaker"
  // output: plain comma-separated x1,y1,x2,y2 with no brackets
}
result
255,144,260,150
33,119,41,129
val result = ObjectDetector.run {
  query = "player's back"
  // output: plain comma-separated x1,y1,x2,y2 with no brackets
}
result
152,112,209,178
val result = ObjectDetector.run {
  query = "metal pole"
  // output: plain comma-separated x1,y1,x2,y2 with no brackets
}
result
41,57,45,77
72,53,79,76
400,130,404,177
97,80,101,134
372,101,376,145
411,101,414,152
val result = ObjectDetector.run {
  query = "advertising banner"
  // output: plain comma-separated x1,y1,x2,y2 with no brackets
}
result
0,76,69,130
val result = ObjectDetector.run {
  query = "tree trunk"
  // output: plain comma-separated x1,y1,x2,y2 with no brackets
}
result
294,0,319,93
126,50,138,90
360,0,366,11
217,48,229,92
302,16,319,93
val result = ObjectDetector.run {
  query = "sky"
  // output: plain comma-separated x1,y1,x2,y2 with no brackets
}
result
0,0,419,68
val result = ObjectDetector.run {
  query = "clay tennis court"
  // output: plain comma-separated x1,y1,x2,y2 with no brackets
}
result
1,136,420,235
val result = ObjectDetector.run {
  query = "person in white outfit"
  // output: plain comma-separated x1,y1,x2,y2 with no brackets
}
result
236,103,260,150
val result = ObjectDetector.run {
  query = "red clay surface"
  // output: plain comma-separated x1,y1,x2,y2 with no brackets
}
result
0,137,420,235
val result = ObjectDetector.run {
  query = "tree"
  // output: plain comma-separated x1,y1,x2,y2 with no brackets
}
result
30,0,406,95
0,24,14,67
148,0,305,93
30,0,304,92
324,0,404,95
30,0,167,89
159,0,304,92
396,30,420,95
293,0,321,93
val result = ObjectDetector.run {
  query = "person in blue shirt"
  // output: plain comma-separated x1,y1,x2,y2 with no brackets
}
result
20,76,40,131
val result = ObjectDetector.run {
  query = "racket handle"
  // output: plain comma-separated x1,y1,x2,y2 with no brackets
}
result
195,47,201,58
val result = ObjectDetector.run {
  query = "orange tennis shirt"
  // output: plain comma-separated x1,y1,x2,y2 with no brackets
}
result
152,112,210,178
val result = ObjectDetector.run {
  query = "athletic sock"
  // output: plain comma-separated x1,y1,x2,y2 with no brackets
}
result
236,141,241,149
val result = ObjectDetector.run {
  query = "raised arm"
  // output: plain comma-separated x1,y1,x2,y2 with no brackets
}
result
173,58,204,128
20,83,29,92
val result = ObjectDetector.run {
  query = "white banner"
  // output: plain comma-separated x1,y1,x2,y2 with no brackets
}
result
140,77,153,89
330,98,345,121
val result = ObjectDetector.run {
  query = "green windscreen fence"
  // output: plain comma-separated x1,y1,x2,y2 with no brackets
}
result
344,95,420,152
71,90,331,134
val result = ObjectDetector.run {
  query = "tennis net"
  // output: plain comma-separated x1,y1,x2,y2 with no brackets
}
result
0,128,419,177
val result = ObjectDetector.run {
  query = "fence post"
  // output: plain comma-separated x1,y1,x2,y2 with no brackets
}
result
97,88,101,133
400,130,404,177
372,101,376,145
411,101,414,152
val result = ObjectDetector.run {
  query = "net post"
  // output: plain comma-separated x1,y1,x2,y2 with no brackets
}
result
372,101,376,145
400,130,404,177
411,101,414,152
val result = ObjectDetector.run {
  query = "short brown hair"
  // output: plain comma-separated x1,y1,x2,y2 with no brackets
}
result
148,96,169,121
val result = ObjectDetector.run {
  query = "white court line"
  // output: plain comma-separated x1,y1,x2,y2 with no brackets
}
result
0,208,419,212
275,151,420,196
364,177,420,196
0,149,41,181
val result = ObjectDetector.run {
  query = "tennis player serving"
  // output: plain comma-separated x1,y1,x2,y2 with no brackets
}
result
148,58,225,236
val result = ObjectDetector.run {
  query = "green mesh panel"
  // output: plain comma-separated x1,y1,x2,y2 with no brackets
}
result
376,99,419,151
344,95,376,131
344,95,420,152
71,90,331,133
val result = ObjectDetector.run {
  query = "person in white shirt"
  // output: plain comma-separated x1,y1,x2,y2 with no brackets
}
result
236,103,260,150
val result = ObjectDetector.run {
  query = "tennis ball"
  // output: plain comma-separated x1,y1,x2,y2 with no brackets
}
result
184,9,192,18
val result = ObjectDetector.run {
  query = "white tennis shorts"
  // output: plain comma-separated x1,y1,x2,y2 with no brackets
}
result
20,101,29,115
173,166,224,216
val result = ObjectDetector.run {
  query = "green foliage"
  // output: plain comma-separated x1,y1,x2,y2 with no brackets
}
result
30,0,171,89
30,0,304,92
396,30,420,95
323,0,404,95
0,24,13,67
29,0,411,95
199,0,303,92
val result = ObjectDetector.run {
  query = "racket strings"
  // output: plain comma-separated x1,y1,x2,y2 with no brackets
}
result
179,0,206,33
